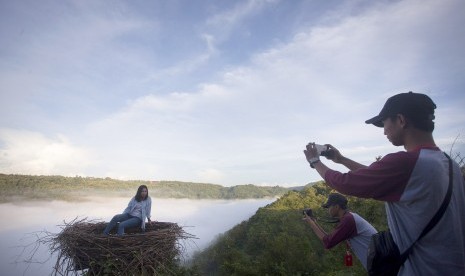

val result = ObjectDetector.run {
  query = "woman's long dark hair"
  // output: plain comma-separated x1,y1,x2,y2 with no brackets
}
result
135,185,149,202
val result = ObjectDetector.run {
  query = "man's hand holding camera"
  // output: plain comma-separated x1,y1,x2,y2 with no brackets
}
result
302,207,328,241
304,143,342,162
304,142,365,174
321,144,343,163
302,208,316,223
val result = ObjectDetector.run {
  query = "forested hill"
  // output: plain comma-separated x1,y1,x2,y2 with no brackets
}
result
0,174,290,202
189,182,387,276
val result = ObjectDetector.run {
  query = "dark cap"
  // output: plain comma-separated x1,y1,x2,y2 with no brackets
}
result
322,193,348,208
365,91,436,127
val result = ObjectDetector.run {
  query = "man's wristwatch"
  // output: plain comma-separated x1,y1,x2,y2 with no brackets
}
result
308,157,320,168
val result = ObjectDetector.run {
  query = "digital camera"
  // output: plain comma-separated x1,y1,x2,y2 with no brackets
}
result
302,208,313,217
315,144,333,157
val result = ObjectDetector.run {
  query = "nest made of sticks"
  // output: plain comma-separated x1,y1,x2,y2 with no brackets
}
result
47,218,195,275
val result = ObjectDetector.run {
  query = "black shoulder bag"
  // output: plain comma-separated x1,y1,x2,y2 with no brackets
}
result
367,154,453,276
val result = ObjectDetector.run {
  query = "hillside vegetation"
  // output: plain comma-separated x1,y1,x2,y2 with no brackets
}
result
189,182,387,276
0,174,289,203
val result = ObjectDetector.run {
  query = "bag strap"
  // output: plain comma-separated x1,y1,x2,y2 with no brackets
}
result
345,240,351,251
400,153,453,261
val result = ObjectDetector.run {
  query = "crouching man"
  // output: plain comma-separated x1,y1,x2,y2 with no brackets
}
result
303,193,377,270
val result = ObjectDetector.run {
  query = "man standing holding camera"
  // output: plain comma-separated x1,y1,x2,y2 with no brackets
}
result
304,92,465,275
303,193,377,270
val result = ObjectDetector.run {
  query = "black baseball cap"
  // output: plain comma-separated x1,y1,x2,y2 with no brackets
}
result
365,91,436,127
322,193,348,208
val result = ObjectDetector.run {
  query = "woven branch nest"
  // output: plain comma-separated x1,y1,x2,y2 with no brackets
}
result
48,218,195,275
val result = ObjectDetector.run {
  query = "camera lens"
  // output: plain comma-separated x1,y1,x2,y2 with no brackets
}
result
303,208,313,217
320,150,333,158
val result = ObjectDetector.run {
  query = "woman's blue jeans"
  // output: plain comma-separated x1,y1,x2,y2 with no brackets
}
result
103,213,142,236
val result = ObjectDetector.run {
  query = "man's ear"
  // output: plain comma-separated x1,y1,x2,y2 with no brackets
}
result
397,114,408,128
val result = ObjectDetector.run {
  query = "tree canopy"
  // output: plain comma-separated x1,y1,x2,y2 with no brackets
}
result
190,182,387,275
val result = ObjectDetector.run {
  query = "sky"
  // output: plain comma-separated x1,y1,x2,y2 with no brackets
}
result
1,0,464,187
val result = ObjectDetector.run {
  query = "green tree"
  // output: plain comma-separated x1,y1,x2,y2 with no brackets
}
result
190,182,379,275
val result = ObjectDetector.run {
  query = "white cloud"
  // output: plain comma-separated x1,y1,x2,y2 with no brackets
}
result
0,129,92,176
150,34,219,80
127,83,231,113
71,0,465,184
1,0,464,185
196,168,225,183
206,0,278,29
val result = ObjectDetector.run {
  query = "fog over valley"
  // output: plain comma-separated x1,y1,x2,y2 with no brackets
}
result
0,197,275,276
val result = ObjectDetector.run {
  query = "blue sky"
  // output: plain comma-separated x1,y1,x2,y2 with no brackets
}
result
1,0,464,187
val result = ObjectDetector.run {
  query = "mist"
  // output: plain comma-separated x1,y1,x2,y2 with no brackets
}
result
0,197,275,276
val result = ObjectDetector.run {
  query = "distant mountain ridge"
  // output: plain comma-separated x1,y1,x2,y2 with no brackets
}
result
0,173,293,202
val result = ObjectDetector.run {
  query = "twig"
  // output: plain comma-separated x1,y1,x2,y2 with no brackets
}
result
19,218,196,275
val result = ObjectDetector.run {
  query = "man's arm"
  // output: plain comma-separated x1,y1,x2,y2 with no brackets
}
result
304,143,367,179
304,213,357,249
324,144,366,170
336,156,367,171
304,216,328,241
312,157,366,178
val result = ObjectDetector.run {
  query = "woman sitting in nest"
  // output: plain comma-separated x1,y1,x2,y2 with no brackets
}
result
103,185,152,236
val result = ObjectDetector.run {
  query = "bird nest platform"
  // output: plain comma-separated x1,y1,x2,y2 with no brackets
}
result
46,218,196,275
